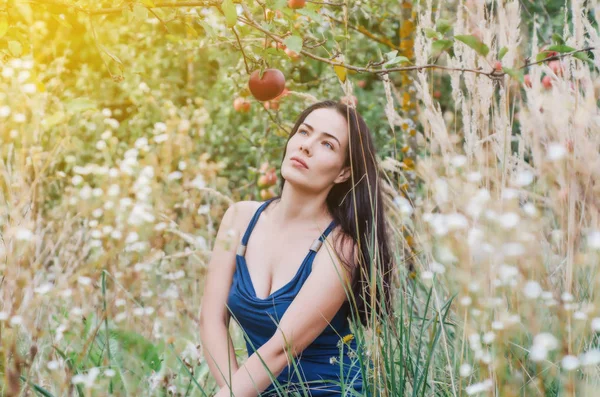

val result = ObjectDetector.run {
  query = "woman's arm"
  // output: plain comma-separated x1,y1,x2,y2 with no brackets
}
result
199,202,251,388
214,233,357,397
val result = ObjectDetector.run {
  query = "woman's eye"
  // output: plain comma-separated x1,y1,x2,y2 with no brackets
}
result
299,130,307,135
324,142,333,150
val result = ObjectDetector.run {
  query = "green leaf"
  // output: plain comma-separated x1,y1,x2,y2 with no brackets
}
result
384,56,410,66
110,329,162,372
222,0,237,28
573,51,591,63
283,35,303,53
547,44,576,53
51,14,73,29
43,111,66,128
501,67,521,79
435,18,452,35
267,0,288,10
132,4,148,21
100,45,123,66
197,20,215,38
0,15,9,38
8,40,22,57
297,8,323,23
552,33,565,45
66,98,97,114
431,39,453,57
498,46,508,60
454,34,489,57
384,50,398,61
423,28,442,40
536,51,552,62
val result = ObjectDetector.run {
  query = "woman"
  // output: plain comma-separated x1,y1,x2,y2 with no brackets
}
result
199,100,394,396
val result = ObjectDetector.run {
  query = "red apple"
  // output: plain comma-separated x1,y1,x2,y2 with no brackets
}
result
273,88,290,100
542,75,552,89
271,41,286,51
524,74,532,88
257,174,270,188
340,95,358,107
287,0,306,9
259,161,270,173
233,97,250,113
266,170,277,185
248,68,286,101
357,80,367,88
263,100,280,110
433,90,441,99
493,61,502,72
548,60,564,77
285,47,301,61
260,188,276,200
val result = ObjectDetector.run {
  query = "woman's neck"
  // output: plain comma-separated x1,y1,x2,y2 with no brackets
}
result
266,184,332,230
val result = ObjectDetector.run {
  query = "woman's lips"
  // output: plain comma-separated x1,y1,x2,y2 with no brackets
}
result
291,158,308,169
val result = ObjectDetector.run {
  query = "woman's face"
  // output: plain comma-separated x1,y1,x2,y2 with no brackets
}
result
281,107,351,192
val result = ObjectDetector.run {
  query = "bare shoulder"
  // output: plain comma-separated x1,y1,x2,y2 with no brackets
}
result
223,200,261,228
315,226,359,285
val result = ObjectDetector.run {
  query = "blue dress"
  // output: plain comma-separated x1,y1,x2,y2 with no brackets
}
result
227,197,365,396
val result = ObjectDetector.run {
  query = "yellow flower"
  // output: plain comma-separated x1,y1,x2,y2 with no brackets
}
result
342,334,355,344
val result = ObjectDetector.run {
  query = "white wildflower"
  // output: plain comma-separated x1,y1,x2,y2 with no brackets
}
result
466,171,482,182
491,321,504,330
14,227,34,241
561,355,579,371
459,296,472,306
530,333,559,362
573,311,587,320
0,105,11,118
79,185,93,200
587,230,600,250
513,170,534,186
499,212,520,229
34,282,54,295
523,281,542,299
580,349,600,366
114,312,127,322
72,367,100,388
547,142,566,161
190,174,206,189
167,171,182,181
465,378,493,395
78,276,92,286
522,203,537,217
450,155,467,167
22,83,36,93
154,133,169,143
47,360,60,370
482,332,495,344
459,363,472,377
591,317,600,332
393,195,413,216
71,175,83,186
430,261,446,274
421,270,433,280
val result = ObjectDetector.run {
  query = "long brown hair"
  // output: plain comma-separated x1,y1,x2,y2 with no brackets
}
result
272,100,395,327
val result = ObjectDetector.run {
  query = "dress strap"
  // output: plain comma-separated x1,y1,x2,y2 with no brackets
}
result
309,219,337,253
237,197,277,256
